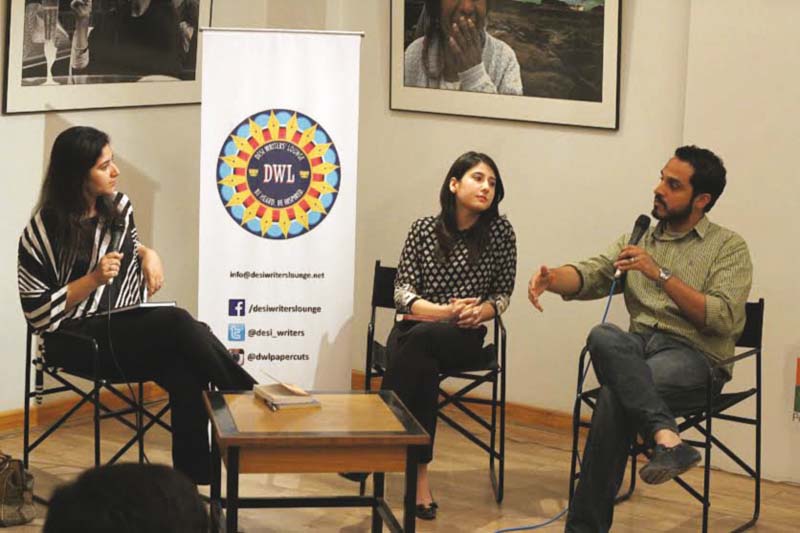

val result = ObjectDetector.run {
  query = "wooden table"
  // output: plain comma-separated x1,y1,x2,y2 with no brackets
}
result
203,390,429,532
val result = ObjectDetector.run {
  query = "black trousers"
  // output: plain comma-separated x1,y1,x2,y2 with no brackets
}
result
566,324,727,533
380,320,487,464
44,307,256,484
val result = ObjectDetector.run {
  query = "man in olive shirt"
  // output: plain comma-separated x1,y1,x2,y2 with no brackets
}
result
528,146,752,533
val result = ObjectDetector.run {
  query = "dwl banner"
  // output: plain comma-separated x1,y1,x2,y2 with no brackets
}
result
198,29,361,389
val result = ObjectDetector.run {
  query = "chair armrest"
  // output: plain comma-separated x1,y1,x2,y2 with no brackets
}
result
578,345,591,370
42,329,99,357
702,347,760,409
711,347,759,369
495,314,506,338
576,345,593,395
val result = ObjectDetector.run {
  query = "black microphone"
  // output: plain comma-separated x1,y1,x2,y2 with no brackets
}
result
614,214,651,279
106,218,125,285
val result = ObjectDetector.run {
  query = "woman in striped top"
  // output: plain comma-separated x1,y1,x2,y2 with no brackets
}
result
18,126,255,484
380,151,517,519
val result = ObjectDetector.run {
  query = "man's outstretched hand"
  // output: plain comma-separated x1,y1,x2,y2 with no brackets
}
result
528,265,554,312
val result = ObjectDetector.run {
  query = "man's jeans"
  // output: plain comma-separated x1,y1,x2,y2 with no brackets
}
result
565,324,727,533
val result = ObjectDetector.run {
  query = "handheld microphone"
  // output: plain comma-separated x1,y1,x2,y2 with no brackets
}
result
614,214,651,279
106,218,125,285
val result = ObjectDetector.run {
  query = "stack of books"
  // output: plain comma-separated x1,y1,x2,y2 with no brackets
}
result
253,383,320,411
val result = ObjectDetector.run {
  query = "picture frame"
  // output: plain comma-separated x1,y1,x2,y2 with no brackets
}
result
3,0,211,114
390,0,621,129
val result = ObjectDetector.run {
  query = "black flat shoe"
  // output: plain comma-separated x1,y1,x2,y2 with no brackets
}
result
338,472,370,483
415,502,437,520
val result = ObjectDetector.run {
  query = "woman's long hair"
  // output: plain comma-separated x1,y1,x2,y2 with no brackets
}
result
434,151,505,263
35,126,115,253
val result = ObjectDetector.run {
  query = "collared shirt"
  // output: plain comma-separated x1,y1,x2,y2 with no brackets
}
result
565,216,752,372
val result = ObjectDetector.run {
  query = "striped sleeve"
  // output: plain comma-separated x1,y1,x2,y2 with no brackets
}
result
113,195,147,306
18,213,68,333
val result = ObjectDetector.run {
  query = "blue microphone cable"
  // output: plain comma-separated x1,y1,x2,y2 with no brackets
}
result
493,277,618,533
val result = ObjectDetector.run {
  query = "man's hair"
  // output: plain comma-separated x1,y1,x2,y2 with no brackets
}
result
43,463,208,533
674,145,727,212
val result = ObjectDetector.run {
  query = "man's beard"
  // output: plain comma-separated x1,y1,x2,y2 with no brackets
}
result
652,196,693,224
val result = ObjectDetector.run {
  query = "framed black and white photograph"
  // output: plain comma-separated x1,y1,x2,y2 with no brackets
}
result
390,0,621,129
4,0,210,113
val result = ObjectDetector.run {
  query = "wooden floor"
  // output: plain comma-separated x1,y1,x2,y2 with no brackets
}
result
2,400,797,532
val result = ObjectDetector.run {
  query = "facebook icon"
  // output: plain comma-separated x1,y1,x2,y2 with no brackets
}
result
228,299,246,316
228,324,245,342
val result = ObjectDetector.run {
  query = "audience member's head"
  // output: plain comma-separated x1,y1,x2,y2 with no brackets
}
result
43,463,208,533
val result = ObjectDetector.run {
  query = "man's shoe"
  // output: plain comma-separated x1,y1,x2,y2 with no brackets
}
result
640,442,701,485
338,472,370,483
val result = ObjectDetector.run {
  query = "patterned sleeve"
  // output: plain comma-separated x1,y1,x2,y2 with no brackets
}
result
18,212,68,333
394,219,424,313
486,217,517,315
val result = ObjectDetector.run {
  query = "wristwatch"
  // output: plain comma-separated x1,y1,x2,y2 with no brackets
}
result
658,266,673,286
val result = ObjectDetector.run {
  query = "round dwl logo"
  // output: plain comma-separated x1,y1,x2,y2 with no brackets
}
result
216,109,340,239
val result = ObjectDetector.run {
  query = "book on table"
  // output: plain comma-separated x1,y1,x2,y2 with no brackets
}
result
253,383,320,410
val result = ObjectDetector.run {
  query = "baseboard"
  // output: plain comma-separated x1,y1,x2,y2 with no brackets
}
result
351,369,582,432
0,382,168,433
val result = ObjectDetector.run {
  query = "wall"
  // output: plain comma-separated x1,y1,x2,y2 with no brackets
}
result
681,0,800,483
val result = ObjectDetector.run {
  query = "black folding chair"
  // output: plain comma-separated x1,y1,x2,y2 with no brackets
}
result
363,260,507,503
23,326,172,485
569,299,764,532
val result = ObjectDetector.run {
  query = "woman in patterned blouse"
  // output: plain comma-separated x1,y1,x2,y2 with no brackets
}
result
18,126,255,484
381,151,517,519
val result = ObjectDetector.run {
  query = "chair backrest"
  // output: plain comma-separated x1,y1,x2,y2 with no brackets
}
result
736,298,764,349
372,260,397,310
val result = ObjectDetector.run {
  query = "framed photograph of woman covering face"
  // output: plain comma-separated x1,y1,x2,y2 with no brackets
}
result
390,0,621,129
4,0,209,113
